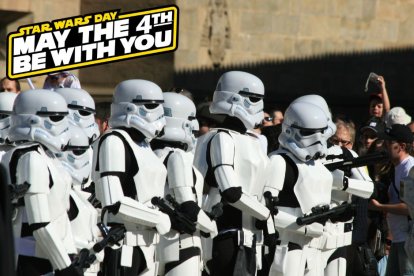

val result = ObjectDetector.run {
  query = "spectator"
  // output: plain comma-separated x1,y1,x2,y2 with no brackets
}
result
408,121,414,133
0,77,20,93
370,124,414,276
262,111,273,127
359,117,386,156
261,124,282,154
385,107,412,128
368,75,390,119
329,119,356,150
43,71,81,90
196,101,224,136
270,108,284,125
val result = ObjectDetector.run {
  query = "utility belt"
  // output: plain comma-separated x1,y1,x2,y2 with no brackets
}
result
309,222,353,250
216,229,262,249
179,233,201,249
124,229,159,247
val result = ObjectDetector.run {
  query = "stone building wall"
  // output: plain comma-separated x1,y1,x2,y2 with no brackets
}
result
176,0,414,70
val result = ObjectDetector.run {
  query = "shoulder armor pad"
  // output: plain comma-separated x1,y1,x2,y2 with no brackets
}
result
98,133,126,172
17,151,50,194
209,131,235,167
167,150,193,189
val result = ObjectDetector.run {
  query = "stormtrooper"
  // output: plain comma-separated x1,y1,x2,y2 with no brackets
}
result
55,87,100,199
151,92,218,276
400,167,414,263
292,95,374,276
54,87,100,143
2,89,80,275
93,79,171,276
59,125,103,275
0,92,17,161
193,71,273,276
265,99,334,276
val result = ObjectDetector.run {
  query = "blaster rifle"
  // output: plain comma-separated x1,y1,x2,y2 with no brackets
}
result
9,182,30,201
296,202,355,226
93,224,126,253
325,151,389,173
151,196,197,235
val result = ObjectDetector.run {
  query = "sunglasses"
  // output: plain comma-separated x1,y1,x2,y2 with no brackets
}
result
329,136,352,146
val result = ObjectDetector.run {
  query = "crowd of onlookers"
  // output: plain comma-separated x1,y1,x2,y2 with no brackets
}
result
2,72,414,276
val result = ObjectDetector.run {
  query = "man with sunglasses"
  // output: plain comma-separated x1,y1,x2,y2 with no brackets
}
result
370,124,414,276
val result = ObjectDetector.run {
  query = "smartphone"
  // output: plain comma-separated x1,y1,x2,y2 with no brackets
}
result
364,72,382,94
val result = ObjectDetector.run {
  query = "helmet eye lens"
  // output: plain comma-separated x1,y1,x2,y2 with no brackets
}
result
0,114,10,119
78,110,92,116
299,129,325,136
144,104,159,109
248,96,261,103
49,115,65,122
72,149,87,156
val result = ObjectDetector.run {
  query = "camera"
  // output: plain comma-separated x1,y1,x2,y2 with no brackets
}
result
365,72,382,94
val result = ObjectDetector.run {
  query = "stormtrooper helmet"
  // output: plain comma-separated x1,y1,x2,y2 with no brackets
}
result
279,101,329,162
0,92,17,144
58,125,91,187
292,94,336,139
9,89,70,152
55,88,100,142
210,71,264,130
109,79,166,141
158,92,198,151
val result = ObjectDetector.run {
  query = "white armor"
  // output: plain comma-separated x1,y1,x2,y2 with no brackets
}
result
55,88,100,142
0,92,17,161
93,80,170,275
3,90,79,273
193,71,271,275
266,98,336,276
153,92,217,276
321,146,374,276
400,167,414,263
194,129,271,272
58,125,102,275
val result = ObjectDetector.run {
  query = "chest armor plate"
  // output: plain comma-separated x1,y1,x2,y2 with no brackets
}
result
287,152,333,214
115,130,167,204
228,131,269,198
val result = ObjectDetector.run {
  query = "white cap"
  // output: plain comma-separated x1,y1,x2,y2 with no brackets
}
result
385,107,412,128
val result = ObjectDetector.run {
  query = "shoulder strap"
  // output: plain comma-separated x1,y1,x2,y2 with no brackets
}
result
277,153,300,208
